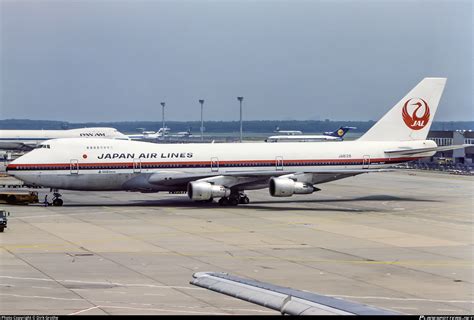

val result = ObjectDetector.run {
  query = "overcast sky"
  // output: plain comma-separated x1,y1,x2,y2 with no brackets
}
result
1,0,472,122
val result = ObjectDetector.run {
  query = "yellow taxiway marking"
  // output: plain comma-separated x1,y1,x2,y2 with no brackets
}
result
1,243,471,267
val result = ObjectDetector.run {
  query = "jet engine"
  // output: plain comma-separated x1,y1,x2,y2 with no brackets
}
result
187,181,231,201
269,177,316,197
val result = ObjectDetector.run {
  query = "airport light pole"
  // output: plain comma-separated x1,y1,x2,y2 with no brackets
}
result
237,96,243,142
199,99,204,141
160,102,165,134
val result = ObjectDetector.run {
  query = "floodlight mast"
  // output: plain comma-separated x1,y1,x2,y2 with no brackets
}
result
160,102,165,136
199,99,204,141
237,96,243,143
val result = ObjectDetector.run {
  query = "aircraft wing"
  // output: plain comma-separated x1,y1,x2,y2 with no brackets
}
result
384,144,473,156
147,168,390,188
190,272,398,315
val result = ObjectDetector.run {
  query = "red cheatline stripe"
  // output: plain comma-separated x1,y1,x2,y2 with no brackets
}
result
7,157,419,170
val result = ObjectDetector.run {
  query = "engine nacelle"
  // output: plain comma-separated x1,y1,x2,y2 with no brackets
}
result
187,181,231,201
269,177,315,197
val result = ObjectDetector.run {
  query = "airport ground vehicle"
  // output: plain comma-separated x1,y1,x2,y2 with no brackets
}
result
0,210,9,232
0,191,39,205
436,157,453,165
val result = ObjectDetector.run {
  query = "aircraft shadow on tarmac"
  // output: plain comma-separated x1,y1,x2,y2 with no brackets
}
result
58,195,439,213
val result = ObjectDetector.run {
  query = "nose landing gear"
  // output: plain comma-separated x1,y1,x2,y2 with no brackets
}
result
50,189,63,207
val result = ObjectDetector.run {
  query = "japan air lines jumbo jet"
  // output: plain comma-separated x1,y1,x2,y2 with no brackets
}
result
6,78,469,206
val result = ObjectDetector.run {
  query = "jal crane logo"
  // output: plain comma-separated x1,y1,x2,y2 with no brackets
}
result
402,98,430,130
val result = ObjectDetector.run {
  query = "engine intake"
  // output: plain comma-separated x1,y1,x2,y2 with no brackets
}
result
187,181,231,201
269,177,316,197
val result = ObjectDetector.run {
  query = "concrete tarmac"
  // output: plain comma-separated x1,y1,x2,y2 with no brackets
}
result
0,170,472,315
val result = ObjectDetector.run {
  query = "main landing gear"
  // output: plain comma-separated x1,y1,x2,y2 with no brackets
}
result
218,192,250,206
49,189,63,207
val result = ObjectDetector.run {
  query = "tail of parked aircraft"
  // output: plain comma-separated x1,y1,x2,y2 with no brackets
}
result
359,78,447,141
325,126,356,139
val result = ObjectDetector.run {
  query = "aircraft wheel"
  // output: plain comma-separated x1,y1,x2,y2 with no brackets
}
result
218,197,229,206
52,198,63,207
229,197,239,206
240,196,250,204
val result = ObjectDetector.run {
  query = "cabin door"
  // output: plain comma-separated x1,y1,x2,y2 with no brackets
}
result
133,158,141,173
211,157,219,172
275,156,284,171
363,155,370,169
70,159,79,175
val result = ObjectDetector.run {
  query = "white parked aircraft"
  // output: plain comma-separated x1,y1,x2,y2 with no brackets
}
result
7,78,469,206
128,127,171,141
0,127,129,151
265,126,357,142
273,127,303,135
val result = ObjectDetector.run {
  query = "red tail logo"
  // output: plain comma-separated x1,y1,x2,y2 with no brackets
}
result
402,98,430,130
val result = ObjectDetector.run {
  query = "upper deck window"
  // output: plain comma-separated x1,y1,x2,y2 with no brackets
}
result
87,145,112,149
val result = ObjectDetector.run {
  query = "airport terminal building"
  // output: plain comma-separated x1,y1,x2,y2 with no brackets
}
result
428,130,474,164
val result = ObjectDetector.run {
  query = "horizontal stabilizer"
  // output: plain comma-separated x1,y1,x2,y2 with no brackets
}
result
384,144,473,156
191,272,398,315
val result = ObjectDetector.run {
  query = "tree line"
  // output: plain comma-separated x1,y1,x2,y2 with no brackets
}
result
0,119,472,133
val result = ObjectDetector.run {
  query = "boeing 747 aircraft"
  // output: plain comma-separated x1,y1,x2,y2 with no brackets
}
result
0,127,129,151
6,78,470,206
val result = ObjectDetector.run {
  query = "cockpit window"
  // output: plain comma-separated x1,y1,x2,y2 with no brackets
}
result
36,144,50,149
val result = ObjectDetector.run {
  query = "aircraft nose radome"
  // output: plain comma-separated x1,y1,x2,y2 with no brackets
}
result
5,163,15,174
6,157,21,173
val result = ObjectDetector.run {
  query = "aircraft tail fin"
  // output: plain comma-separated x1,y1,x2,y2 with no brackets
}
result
359,78,447,141
325,126,356,139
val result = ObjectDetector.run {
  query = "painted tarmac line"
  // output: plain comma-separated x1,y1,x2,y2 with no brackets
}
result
69,306,101,315
12,212,101,219
98,305,228,315
0,283,16,287
329,294,474,304
0,292,83,301
437,309,459,312
220,307,274,313
0,292,234,315
0,275,203,291
391,306,418,310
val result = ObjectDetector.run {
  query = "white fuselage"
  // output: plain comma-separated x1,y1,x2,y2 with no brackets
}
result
0,128,129,150
273,130,303,135
7,138,436,191
266,135,341,142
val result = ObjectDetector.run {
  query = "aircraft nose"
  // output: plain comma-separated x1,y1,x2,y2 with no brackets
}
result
6,162,16,174
5,157,21,175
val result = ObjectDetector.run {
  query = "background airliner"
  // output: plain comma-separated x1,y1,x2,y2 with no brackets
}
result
127,127,171,141
265,126,356,142
0,127,129,151
7,78,469,206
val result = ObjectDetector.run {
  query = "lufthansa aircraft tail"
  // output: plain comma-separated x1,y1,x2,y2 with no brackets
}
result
359,78,447,141
324,126,356,139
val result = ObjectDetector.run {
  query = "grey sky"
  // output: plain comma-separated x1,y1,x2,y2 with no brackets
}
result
1,0,472,122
